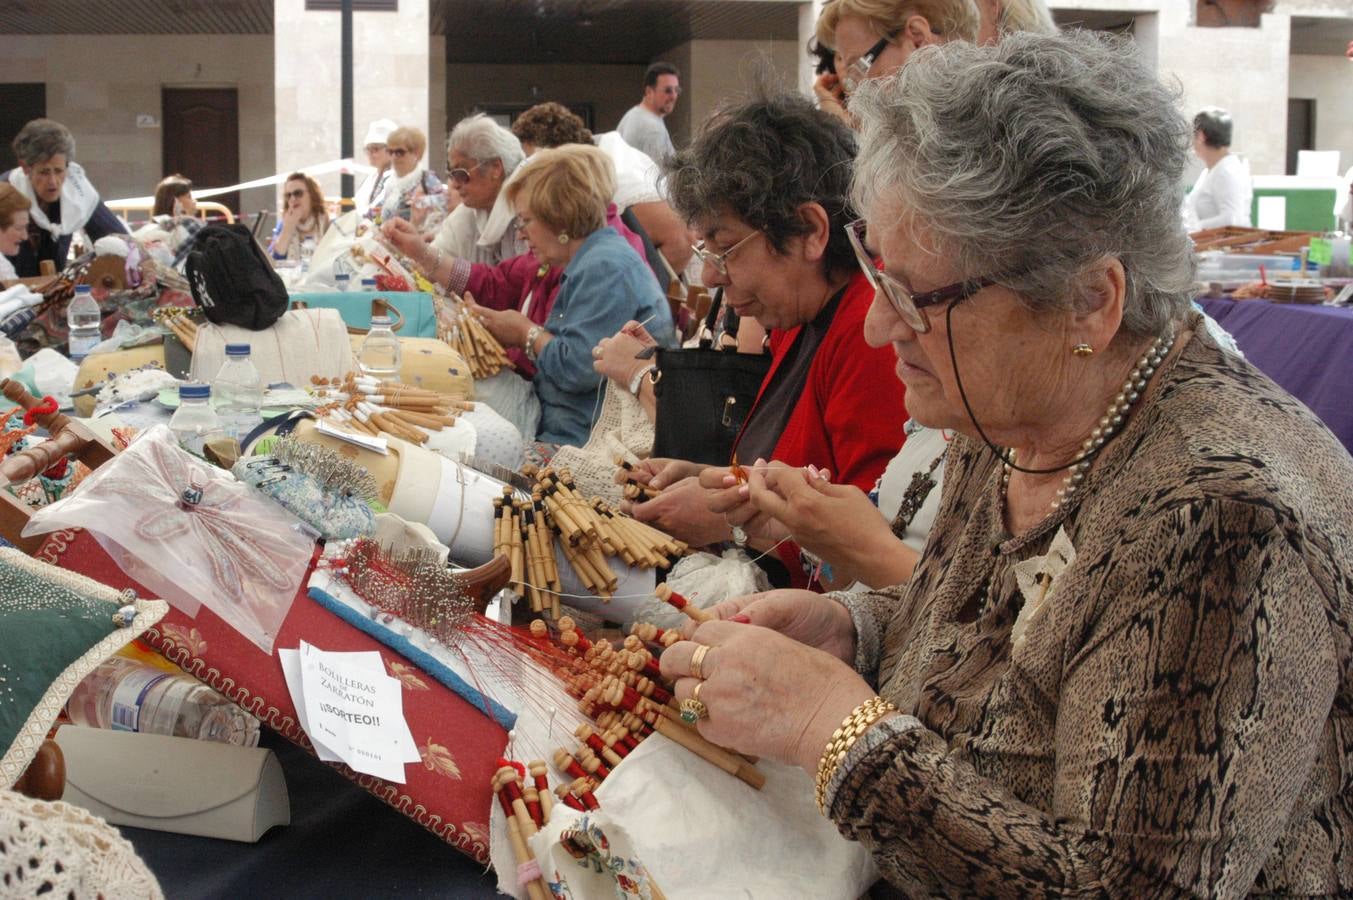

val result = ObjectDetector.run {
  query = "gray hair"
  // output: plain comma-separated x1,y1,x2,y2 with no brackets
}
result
998,0,1057,36
12,119,75,167
447,113,525,177
851,30,1195,338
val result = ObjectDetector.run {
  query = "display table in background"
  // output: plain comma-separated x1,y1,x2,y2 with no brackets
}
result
290,291,438,338
1198,297,1353,453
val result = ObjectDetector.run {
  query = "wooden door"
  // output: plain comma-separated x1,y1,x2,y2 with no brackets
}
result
162,88,240,217
1,84,46,169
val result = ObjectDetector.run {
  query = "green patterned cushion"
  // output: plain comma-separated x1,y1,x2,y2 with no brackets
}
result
0,548,168,789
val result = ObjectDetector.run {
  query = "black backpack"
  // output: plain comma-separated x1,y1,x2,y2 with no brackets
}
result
184,223,289,330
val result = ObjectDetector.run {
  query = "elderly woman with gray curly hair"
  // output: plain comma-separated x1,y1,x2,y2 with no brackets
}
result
660,30,1353,896
2,119,127,278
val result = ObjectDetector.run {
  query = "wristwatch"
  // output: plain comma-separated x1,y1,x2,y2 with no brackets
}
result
627,364,657,396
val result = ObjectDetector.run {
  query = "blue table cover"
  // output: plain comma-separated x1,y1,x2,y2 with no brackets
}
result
290,291,438,338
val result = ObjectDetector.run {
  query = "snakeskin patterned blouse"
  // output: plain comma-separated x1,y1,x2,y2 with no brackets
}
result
830,317,1353,896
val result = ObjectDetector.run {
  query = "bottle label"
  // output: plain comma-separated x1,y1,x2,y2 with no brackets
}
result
68,332,101,360
110,669,173,732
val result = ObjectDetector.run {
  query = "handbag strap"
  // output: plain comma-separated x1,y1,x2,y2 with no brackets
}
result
698,288,724,349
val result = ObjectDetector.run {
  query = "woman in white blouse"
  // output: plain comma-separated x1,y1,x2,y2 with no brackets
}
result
1183,107,1252,231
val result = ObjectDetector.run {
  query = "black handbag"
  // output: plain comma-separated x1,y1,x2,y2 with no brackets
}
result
651,290,771,465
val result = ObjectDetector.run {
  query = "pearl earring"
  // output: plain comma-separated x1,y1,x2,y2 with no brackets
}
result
557,233,570,245
1071,343,1094,357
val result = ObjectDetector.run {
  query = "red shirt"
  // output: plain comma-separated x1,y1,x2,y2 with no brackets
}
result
743,270,908,587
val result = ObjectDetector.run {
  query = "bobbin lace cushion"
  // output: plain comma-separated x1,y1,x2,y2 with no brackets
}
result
823,323,1353,895
0,548,169,789
0,792,164,899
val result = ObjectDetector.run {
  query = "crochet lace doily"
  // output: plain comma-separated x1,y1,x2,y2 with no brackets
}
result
0,791,163,899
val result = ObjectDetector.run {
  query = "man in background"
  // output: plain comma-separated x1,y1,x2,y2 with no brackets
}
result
617,62,680,163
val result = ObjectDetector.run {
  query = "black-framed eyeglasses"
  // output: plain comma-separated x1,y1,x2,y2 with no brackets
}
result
845,219,995,333
842,33,896,94
446,161,487,186
691,231,761,276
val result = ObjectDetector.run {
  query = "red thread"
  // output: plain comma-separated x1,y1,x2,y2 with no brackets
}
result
22,396,58,427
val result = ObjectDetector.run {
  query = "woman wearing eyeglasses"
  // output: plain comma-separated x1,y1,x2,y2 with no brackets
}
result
268,172,329,261
813,0,979,125
429,114,529,267
377,126,445,234
661,33,1353,896
617,93,907,591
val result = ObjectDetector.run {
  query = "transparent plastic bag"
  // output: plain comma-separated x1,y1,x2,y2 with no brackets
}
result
24,425,313,652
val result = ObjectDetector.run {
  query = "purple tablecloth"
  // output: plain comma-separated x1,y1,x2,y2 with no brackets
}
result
1198,297,1353,454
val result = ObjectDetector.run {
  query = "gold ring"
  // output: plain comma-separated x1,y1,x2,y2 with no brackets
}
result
690,644,710,680
679,697,708,724
692,681,703,702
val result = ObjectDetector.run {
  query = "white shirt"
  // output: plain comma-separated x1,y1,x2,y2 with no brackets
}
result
594,132,662,211
1183,153,1252,231
616,105,675,165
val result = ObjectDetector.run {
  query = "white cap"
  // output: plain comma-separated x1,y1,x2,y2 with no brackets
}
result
362,118,398,148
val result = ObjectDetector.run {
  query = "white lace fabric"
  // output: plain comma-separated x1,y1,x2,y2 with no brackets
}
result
550,379,654,505
0,791,164,899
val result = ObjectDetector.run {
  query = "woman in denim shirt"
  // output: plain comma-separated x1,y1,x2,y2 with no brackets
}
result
468,144,674,446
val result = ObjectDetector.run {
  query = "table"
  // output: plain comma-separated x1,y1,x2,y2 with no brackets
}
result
1198,297,1353,453
122,733,497,899
290,291,438,338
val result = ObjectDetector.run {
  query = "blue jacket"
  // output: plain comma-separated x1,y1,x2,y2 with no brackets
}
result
534,227,675,445
0,168,127,277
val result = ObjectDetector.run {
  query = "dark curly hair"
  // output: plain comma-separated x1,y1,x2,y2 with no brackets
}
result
662,91,858,277
511,103,593,150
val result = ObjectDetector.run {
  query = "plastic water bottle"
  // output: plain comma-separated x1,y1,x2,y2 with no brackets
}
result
334,272,351,292
358,314,401,381
65,657,261,747
360,276,377,293
167,383,226,454
66,285,101,363
299,235,317,274
213,343,264,439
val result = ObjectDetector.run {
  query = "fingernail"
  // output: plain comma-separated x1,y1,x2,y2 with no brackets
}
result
737,485,749,498
722,475,736,486
731,614,751,624
807,464,819,478
755,457,766,466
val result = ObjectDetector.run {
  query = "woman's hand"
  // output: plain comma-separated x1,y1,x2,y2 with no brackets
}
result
813,72,852,125
282,203,305,228
684,589,858,664
592,323,653,384
744,461,901,584
463,291,531,348
615,457,703,492
661,620,877,772
382,217,429,267
698,462,790,547
623,475,730,547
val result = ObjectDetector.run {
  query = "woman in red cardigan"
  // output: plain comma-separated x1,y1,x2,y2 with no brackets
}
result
621,92,907,589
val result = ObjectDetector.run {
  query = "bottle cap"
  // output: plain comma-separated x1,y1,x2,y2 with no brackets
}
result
224,343,251,357
361,278,377,287
370,315,392,327
335,273,350,281
179,383,210,400
74,284,92,294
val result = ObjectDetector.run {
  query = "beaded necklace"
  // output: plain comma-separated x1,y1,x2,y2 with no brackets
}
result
1002,332,1175,513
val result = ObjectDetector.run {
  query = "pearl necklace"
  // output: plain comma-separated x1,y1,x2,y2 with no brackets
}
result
1003,332,1175,512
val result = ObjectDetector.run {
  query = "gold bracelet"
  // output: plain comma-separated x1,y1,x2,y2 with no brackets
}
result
814,695,897,815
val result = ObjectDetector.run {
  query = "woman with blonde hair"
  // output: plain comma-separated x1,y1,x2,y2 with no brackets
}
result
379,125,445,232
268,172,329,261
464,144,674,445
0,184,33,281
813,0,979,122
